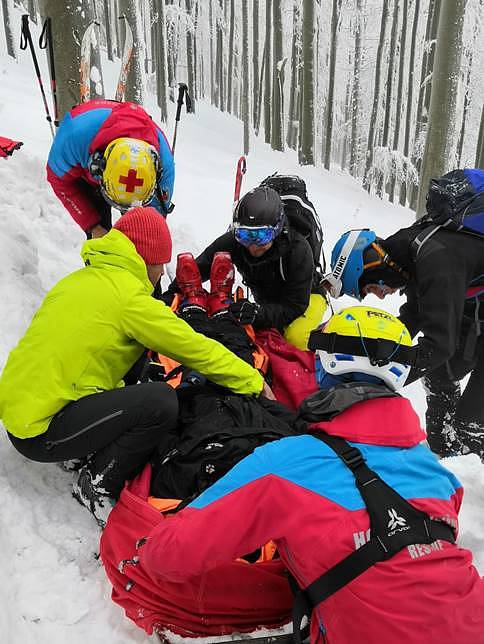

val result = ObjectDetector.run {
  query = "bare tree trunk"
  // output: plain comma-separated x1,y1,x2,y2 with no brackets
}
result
209,0,216,104
362,0,390,192
324,0,342,170
2,0,16,58
226,0,235,113
456,8,481,165
376,0,399,197
389,0,408,202
263,0,272,144
271,0,284,151
103,0,113,61
476,104,484,168
350,0,363,178
410,0,441,209
185,0,196,105
400,0,420,206
28,0,37,23
242,0,249,154
154,0,168,122
252,0,259,126
118,0,145,104
286,2,301,150
416,0,466,216
39,0,98,119
216,0,225,111
299,0,314,165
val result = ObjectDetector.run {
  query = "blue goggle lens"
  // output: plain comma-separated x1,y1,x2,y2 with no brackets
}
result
234,226,276,247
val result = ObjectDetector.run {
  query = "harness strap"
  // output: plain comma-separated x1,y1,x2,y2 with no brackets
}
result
291,432,456,644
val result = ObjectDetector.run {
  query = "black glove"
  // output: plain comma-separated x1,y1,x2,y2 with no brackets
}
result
229,299,261,325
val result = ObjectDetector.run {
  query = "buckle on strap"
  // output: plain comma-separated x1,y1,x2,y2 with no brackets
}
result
341,446,365,468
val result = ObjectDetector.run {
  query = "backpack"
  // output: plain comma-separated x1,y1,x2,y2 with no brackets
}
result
150,385,304,503
414,169,484,257
260,173,326,274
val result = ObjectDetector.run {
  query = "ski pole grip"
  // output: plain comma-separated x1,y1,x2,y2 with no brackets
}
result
175,83,188,121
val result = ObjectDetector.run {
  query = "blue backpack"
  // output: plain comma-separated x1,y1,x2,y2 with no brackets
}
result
413,168,484,257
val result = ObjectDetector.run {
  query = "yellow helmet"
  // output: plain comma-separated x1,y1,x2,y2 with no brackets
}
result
99,137,159,210
308,306,414,390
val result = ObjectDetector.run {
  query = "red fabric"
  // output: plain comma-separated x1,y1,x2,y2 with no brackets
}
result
87,101,166,154
139,395,484,644
0,136,22,158
255,328,318,409
312,396,427,446
100,464,292,638
113,206,172,264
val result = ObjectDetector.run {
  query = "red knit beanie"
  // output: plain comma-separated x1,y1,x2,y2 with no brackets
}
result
113,206,172,264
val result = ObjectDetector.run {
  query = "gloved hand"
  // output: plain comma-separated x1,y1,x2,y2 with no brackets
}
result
229,299,261,325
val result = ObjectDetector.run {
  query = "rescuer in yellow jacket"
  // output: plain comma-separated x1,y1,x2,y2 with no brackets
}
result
0,207,266,527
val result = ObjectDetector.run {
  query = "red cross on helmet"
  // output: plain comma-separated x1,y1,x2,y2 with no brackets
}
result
99,137,160,211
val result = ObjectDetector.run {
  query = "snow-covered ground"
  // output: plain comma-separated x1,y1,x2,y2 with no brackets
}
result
0,23,483,644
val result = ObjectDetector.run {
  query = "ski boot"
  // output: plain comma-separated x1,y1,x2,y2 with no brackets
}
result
207,252,235,316
176,252,208,312
72,465,114,529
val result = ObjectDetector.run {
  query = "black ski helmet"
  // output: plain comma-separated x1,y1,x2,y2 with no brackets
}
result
233,186,284,227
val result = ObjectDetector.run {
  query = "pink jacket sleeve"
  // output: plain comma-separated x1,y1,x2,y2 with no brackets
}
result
47,165,102,231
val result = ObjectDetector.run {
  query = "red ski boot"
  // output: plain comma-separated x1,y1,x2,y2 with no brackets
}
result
176,252,207,310
207,252,235,316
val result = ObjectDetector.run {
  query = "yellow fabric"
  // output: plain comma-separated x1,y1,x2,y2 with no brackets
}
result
283,294,327,350
323,306,412,346
0,230,263,439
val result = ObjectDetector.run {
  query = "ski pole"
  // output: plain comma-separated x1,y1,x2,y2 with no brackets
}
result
233,155,247,208
172,83,193,154
39,17,59,128
20,14,54,138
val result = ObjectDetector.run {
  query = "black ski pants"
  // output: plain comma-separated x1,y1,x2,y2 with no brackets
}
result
8,382,179,497
424,324,484,454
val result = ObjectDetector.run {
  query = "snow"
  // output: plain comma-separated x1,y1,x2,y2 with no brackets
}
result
0,20,483,644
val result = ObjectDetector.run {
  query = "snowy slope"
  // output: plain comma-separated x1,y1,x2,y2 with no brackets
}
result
0,33,483,644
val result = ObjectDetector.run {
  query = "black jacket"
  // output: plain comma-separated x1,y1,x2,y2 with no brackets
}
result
380,223,484,381
195,227,316,331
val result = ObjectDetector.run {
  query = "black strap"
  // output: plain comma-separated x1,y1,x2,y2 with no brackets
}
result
308,331,417,367
291,432,455,643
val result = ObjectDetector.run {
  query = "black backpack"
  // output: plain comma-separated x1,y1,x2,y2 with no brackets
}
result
414,168,484,257
260,173,326,274
150,385,304,503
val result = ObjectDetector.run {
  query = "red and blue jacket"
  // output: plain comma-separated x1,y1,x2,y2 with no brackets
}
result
47,100,174,231
140,396,484,644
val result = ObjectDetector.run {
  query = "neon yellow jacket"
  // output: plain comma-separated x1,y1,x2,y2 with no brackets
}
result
0,230,263,439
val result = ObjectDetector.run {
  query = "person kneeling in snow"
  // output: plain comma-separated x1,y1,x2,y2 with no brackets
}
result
138,306,484,644
0,207,269,528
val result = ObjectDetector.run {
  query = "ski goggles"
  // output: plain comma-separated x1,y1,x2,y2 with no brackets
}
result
233,224,281,247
